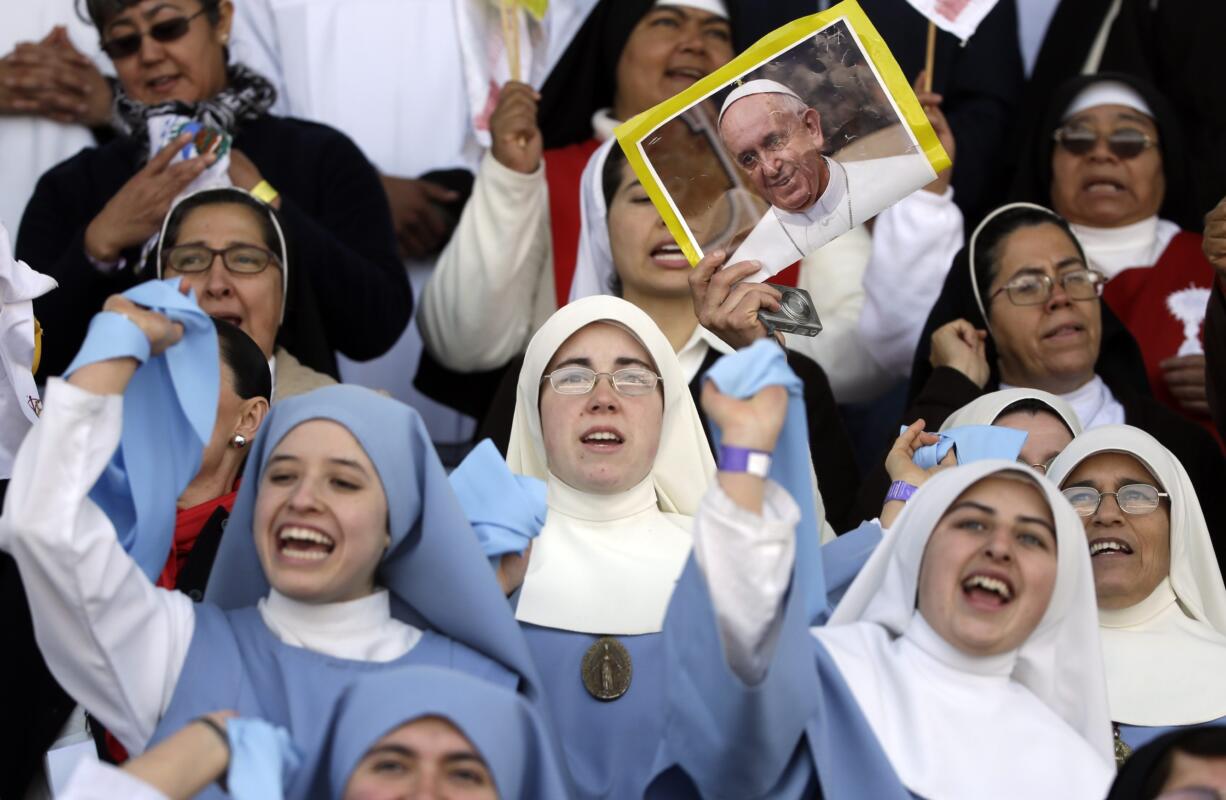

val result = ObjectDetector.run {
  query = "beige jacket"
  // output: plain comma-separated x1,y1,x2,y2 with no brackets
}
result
273,347,337,402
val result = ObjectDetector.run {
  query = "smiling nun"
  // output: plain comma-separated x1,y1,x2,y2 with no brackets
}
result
1049,424,1226,754
502,295,807,798
0,305,542,799
667,457,1116,799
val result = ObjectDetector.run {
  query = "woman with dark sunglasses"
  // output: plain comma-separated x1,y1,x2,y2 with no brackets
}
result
1012,73,1220,437
1048,425,1226,755
15,0,411,386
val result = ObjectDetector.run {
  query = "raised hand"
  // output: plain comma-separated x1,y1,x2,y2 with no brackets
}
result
84,132,215,262
490,81,542,175
103,294,185,356
700,381,788,453
929,319,990,388
689,249,782,349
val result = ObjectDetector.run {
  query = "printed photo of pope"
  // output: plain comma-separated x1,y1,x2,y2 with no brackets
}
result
716,78,935,278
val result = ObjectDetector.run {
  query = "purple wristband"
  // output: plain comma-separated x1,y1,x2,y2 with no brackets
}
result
885,480,918,503
719,445,772,477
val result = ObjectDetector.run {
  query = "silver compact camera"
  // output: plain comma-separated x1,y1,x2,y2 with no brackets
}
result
757,285,823,337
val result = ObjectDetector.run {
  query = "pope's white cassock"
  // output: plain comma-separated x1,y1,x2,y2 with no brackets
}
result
731,152,936,281
716,80,936,281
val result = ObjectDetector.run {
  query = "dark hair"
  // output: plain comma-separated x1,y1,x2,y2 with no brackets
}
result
159,188,286,267
601,143,628,210
214,318,271,401
1139,727,1226,799
971,206,1085,315
80,0,222,31
995,398,1075,436
599,143,630,297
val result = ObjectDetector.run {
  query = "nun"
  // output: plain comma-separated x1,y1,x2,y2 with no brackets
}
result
939,387,1082,473
666,445,1116,796
320,667,570,799
59,667,568,800
0,300,541,798
1048,425,1226,753
863,202,1225,557
1014,74,1218,429
498,296,807,798
155,187,336,400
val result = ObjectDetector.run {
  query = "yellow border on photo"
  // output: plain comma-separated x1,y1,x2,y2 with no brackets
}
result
613,0,951,266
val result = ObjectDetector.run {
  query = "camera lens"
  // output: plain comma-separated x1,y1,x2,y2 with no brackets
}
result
781,290,810,319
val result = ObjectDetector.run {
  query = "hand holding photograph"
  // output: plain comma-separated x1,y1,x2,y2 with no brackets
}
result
614,0,950,282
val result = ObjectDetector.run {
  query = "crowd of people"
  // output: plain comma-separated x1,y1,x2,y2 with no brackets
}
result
1,0,1225,798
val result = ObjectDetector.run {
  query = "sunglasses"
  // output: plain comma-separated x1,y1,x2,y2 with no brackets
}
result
101,8,208,60
1052,125,1158,160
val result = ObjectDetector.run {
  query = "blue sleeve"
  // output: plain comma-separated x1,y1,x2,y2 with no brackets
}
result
660,557,820,800
822,521,883,612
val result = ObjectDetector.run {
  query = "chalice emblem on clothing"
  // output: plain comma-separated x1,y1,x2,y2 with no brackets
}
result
1166,286,1211,357
581,636,632,701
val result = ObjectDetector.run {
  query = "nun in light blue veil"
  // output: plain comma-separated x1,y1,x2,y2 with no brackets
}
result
143,385,547,799
317,667,570,799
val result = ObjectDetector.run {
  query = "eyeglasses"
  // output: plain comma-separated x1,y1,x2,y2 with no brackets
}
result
989,268,1106,306
1052,125,1158,160
101,8,208,59
540,366,662,397
1061,483,1169,517
1019,459,1054,475
162,244,281,275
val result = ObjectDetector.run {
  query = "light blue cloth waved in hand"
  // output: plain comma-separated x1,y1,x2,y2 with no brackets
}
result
908,424,1028,469
65,278,218,581
704,339,827,625
449,439,546,558
225,718,301,800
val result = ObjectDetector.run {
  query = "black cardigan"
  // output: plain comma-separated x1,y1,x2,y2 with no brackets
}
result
18,114,411,379
853,366,1226,576
1208,281,1226,444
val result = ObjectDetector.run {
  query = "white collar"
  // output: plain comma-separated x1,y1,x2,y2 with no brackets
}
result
259,588,422,662
1097,578,1226,725
906,611,1017,678
591,108,620,143
545,470,659,522
514,473,693,635
676,325,734,384
1099,577,1179,629
773,157,848,227
816,612,1113,799
1002,375,1124,431
1069,216,1180,279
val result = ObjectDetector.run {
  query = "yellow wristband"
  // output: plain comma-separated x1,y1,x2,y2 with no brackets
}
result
251,180,279,205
